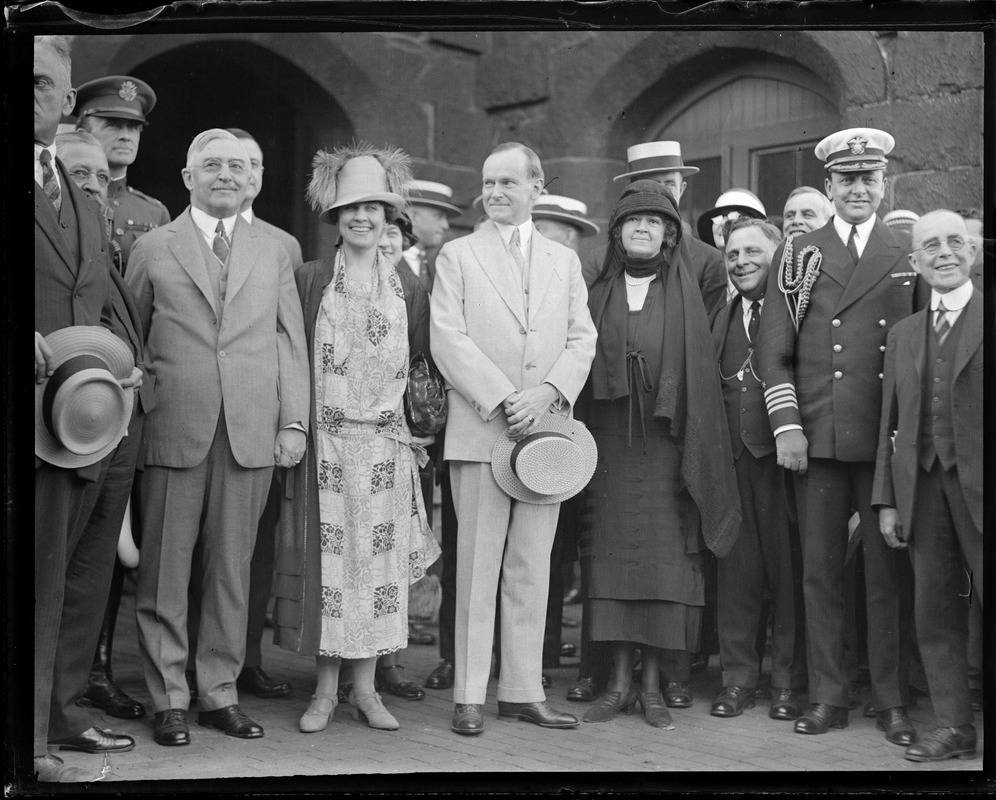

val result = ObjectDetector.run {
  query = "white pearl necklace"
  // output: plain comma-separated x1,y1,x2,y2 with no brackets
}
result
624,273,655,286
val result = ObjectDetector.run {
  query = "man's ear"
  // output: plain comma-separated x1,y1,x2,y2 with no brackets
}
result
181,167,194,192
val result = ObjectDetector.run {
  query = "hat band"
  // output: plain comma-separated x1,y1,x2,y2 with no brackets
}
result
534,204,583,218
415,191,453,205
509,431,571,475
42,354,109,438
825,147,886,163
81,105,146,121
626,155,687,173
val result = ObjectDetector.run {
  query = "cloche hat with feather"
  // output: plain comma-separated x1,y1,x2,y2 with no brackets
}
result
307,141,413,224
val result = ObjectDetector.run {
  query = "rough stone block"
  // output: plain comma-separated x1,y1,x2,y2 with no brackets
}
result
890,168,983,215
891,31,984,99
478,32,551,110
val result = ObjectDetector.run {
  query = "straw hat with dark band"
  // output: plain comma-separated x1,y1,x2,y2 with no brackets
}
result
613,141,700,182
532,194,601,237
491,414,597,505
411,179,463,217
35,326,135,469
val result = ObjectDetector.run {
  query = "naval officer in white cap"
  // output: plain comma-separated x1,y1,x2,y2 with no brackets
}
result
756,127,918,745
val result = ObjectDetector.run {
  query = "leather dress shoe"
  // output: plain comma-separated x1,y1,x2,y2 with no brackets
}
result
876,706,917,747
424,660,454,690
541,673,552,690
452,703,484,735
376,664,425,700
50,726,135,754
198,704,264,739
794,703,848,734
560,643,577,658
237,666,292,698
769,688,804,721
567,676,601,703
81,669,145,718
710,686,756,718
904,724,976,762
34,754,100,783
153,709,190,746
497,701,579,728
662,681,693,708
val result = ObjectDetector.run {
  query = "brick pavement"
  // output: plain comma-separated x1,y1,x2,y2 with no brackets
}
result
35,591,988,789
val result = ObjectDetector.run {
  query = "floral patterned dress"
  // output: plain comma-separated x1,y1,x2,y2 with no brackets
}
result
313,250,440,659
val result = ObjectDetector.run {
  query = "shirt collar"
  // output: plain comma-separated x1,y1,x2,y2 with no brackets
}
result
931,280,973,312
35,142,56,163
240,208,254,225
191,205,238,240
832,214,877,245
493,219,533,252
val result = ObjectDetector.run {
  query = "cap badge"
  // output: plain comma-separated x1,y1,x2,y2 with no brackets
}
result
847,136,868,155
118,80,138,102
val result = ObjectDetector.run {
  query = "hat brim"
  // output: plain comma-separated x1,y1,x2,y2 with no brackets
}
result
35,326,135,469
411,198,463,218
320,191,406,224
491,414,597,505
613,166,700,182
532,210,601,237
696,204,767,246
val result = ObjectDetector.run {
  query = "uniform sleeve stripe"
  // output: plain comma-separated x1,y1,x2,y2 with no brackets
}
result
764,383,798,414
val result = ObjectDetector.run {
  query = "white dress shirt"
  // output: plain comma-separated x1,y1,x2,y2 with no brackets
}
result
832,214,877,259
191,205,238,247
931,279,973,327
34,142,60,192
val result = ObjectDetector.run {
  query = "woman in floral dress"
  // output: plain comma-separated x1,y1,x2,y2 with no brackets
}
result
273,143,439,733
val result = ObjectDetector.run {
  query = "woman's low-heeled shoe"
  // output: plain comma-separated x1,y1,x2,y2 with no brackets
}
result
639,690,674,728
299,694,338,733
583,689,638,723
349,689,399,730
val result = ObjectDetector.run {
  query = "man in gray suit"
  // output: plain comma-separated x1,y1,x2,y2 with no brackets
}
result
431,143,596,736
127,129,309,747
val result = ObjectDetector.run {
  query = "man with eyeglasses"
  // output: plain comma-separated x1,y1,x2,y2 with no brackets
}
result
758,128,918,745
126,129,309,747
75,75,170,273
872,211,982,762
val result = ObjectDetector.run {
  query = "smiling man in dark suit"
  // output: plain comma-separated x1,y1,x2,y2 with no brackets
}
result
872,210,982,763
757,127,917,745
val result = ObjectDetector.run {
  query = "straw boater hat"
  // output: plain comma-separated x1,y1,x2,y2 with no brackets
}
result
697,188,767,246
410,179,462,217
491,415,597,505
883,209,920,230
35,326,135,469
613,141,700,182
307,141,413,224
532,194,601,237
815,127,895,173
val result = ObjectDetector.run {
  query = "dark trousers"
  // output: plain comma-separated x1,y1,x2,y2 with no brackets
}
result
437,464,457,663
910,463,982,728
718,451,806,691
794,459,913,710
243,475,281,670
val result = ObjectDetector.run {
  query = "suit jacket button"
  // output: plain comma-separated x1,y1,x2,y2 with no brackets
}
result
832,319,841,327
881,345,887,352
519,327,526,335
219,350,226,357
525,363,535,369
879,319,887,327
879,373,884,379
834,371,843,379
833,344,842,353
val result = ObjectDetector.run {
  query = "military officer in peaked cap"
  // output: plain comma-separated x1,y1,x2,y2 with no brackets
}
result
75,75,170,272
757,127,918,746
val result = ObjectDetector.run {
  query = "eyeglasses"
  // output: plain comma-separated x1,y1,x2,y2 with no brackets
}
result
911,236,966,256
69,168,110,188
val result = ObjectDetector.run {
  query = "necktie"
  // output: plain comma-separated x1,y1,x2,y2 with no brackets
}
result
748,300,761,344
39,149,61,212
509,228,525,276
213,220,231,264
846,224,860,264
934,299,951,345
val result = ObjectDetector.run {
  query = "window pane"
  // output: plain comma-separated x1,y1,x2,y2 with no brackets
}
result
755,149,796,219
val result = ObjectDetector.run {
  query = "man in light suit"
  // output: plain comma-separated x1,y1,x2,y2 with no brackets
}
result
430,143,596,735
872,210,983,762
758,128,917,744
33,36,141,783
127,129,309,747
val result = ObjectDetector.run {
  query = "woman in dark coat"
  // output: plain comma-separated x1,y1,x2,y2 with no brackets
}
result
580,180,741,728
272,144,439,734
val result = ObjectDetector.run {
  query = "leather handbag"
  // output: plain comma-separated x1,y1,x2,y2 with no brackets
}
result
404,351,447,436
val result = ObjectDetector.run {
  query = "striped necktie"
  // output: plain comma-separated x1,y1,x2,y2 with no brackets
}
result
509,227,525,276
213,220,231,264
846,224,859,264
934,299,951,345
39,149,61,212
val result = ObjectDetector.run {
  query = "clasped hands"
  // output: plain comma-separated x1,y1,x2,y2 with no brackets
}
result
503,383,559,442
35,330,143,389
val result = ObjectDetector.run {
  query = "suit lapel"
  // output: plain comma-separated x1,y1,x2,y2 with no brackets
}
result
712,294,736,353
168,208,217,311
953,290,982,378
34,179,75,275
67,164,102,286
836,219,902,314
910,309,927,379
526,225,557,320
470,221,527,329
225,216,259,304
812,224,852,289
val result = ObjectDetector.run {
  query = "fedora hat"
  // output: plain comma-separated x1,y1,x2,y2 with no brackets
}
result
307,142,413,225
35,326,135,469
491,414,597,505
696,188,767,247
532,194,601,237
613,141,700,182
411,179,462,217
